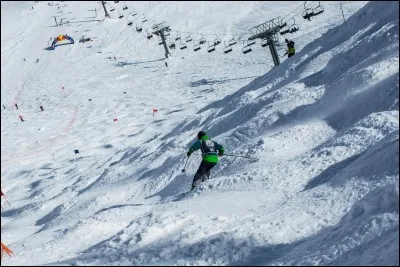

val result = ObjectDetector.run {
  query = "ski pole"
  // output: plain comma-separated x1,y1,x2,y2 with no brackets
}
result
181,157,190,173
222,154,259,160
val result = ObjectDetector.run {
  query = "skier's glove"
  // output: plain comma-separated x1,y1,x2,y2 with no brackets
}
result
187,151,192,157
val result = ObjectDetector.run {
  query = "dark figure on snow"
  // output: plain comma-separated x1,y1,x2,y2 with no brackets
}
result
186,131,224,190
284,38,295,58
15,103,18,109
165,62,168,67
40,105,44,111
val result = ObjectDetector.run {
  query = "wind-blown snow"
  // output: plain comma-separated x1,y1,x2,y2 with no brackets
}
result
1,1,398,266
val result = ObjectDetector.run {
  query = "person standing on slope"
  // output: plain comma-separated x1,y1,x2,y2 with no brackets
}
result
186,131,225,190
284,38,296,58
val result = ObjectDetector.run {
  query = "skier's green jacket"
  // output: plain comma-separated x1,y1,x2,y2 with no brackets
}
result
187,135,224,163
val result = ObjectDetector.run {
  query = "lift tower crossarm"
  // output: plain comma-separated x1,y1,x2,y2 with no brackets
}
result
247,17,283,66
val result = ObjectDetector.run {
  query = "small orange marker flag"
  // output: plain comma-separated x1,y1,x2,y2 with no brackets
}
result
1,243,14,258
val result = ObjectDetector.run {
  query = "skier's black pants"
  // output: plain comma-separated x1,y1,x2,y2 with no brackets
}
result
288,52,295,58
192,160,217,187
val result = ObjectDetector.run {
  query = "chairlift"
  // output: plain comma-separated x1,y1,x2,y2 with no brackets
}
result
175,35,181,41
136,26,142,32
199,34,206,44
142,17,147,23
228,36,237,46
158,38,164,45
278,20,287,30
302,2,314,20
131,10,137,16
185,34,192,42
193,42,201,51
261,38,269,47
147,32,153,39
207,42,215,53
242,45,252,54
180,41,187,50
223,42,232,54
122,4,128,10
313,1,324,16
213,35,221,46
110,8,115,12
127,21,133,26
242,41,253,54
169,42,176,49
118,14,124,19
279,19,290,35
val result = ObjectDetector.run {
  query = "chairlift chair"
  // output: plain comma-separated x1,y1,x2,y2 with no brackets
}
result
127,21,133,26
302,2,314,20
213,35,221,46
142,17,147,23
185,35,192,42
223,42,232,54
228,36,237,46
118,14,124,19
158,38,164,45
180,40,187,50
242,45,252,54
207,42,215,53
110,8,115,12
175,35,181,41
313,1,324,16
199,34,206,44
169,43,176,49
289,18,300,33
122,4,128,10
136,26,142,32
147,32,153,39
261,38,269,47
193,42,201,51
131,10,137,16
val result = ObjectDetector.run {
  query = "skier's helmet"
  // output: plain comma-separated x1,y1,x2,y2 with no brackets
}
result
197,131,207,139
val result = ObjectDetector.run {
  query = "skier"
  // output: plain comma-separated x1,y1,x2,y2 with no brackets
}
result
284,38,295,58
186,131,224,190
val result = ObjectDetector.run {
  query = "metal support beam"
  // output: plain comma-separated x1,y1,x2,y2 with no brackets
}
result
248,17,284,67
101,1,110,18
152,22,171,59
268,37,280,66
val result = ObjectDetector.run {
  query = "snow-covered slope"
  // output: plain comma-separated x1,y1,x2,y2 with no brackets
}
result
1,1,398,266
